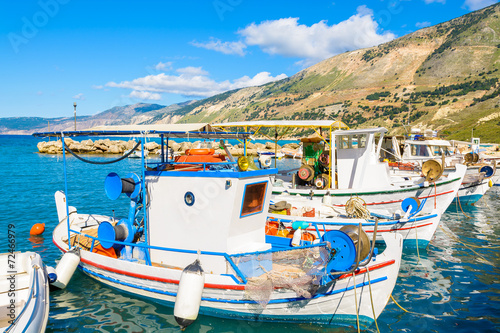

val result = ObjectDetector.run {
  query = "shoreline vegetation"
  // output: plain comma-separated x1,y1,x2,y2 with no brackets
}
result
36,138,301,157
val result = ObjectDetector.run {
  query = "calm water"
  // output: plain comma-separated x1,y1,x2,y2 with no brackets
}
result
1,135,499,333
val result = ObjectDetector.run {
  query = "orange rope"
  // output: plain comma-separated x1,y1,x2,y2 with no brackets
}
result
456,189,472,219
433,182,437,209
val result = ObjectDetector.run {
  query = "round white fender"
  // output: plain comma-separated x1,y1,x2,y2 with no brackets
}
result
258,155,272,168
51,248,80,289
174,259,205,329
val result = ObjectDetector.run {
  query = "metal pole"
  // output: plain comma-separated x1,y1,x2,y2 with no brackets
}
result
73,102,77,131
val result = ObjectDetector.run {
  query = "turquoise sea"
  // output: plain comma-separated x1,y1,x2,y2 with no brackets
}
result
1,135,499,332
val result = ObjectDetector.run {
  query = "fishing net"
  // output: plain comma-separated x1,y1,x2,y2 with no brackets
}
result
229,246,331,307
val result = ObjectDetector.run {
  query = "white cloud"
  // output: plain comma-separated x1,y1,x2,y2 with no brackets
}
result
129,90,162,100
92,85,104,89
176,66,209,76
233,72,288,88
191,38,247,56
463,0,496,10
73,93,85,100
155,61,173,71
416,21,432,28
238,7,396,66
105,69,287,98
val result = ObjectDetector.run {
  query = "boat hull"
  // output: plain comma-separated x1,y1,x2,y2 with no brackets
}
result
53,216,402,328
0,252,50,333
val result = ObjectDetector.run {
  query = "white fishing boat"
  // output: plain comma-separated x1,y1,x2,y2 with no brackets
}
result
267,196,441,248
0,252,50,333
35,124,403,330
380,134,497,205
215,121,467,216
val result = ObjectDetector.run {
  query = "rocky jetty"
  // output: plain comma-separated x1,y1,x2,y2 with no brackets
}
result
36,138,301,157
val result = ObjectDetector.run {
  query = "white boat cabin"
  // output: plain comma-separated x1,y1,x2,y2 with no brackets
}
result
331,127,392,190
380,136,458,167
146,166,275,274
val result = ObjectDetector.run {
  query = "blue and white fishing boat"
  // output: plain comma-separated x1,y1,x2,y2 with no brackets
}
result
381,134,498,205
267,196,441,249
0,252,50,333
215,121,467,216
35,124,403,330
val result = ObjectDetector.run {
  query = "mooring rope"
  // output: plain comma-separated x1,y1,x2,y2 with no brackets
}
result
438,224,500,250
455,189,472,219
366,267,380,333
390,294,451,318
353,272,360,333
64,140,142,164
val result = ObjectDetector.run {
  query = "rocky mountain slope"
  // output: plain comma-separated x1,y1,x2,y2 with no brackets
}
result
2,4,500,142
164,3,500,142
0,102,188,135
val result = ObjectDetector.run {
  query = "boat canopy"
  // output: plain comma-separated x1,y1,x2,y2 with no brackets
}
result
407,139,451,147
33,123,252,139
214,120,349,129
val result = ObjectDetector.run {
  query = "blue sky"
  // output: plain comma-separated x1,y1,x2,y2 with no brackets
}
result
1,0,497,118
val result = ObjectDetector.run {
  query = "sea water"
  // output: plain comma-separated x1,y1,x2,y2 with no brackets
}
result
0,135,499,333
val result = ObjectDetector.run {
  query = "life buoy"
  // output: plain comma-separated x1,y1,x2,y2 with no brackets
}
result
185,149,215,155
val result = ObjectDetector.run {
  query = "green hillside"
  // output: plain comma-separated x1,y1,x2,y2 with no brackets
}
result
168,3,500,142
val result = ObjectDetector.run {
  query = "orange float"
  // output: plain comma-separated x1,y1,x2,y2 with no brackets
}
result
265,221,279,236
30,223,45,235
92,243,118,258
185,148,215,155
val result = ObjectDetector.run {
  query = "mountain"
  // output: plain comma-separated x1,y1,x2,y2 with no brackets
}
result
163,3,500,142
3,4,500,142
0,103,187,135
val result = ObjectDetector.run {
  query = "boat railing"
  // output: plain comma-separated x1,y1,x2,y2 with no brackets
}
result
268,212,437,239
68,227,329,285
148,161,239,172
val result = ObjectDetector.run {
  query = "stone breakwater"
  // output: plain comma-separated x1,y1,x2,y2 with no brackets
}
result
36,138,301,157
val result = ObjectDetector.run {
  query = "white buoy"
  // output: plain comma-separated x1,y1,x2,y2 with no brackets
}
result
258,155,272,168
174,259,205,330
291,227,303,247
51,247,80,289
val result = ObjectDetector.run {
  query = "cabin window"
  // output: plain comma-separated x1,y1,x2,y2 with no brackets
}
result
357,134,367,148
338,135,352,149
431,146,443,156
410,144,429,157
338,134,366,149
240,181,267,217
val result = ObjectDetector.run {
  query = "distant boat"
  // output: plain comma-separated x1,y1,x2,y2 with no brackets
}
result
124,149,149,159
281,146,303,159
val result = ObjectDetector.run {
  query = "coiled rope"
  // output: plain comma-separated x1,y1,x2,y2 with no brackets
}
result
64,140,142,164
345,197,370,219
